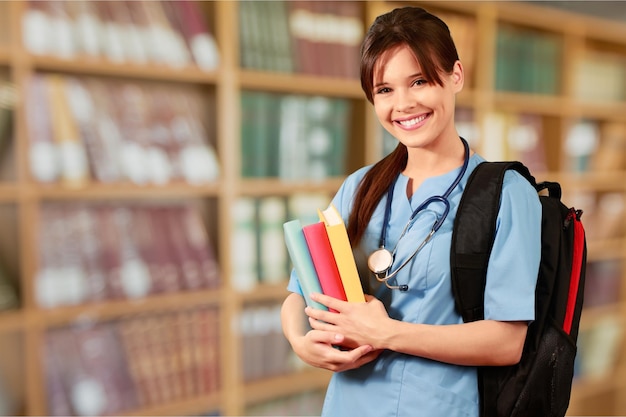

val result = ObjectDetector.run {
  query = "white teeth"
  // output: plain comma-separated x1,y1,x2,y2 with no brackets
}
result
398,114,428,126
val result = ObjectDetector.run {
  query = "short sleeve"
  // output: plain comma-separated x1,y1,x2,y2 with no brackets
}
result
483,171,542,321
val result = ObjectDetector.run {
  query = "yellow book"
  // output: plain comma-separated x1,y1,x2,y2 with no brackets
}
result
318,204,365,303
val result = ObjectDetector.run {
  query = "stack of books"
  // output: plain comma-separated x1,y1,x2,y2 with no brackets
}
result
283,204,365,311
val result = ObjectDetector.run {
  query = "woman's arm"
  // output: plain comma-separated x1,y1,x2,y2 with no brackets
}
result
281,292,381,372
306,293,527,367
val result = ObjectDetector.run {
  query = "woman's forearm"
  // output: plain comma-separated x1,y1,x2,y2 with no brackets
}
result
382,319,527,366
281,292,307,345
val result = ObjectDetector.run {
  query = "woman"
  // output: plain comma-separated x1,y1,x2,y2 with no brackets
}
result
281,7,541,417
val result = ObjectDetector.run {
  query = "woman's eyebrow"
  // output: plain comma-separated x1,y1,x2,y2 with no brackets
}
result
373,72,424,89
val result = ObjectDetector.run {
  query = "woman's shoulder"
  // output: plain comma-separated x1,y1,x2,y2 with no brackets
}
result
340,165,373,191
332,165,374,214
469,154,536,191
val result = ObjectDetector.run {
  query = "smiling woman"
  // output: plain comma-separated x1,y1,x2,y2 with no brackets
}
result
281,6,542,417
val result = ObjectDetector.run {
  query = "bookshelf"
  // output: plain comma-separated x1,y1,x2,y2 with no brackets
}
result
0,1,625,416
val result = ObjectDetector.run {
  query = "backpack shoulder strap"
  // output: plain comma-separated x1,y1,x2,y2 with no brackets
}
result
451,161,535,322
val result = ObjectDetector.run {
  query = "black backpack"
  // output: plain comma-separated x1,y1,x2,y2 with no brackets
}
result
451,161,587,417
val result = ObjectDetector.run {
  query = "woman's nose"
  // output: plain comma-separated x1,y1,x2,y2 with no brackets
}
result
394,89,416,112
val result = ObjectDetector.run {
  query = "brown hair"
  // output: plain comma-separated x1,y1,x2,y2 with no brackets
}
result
347,7,460,246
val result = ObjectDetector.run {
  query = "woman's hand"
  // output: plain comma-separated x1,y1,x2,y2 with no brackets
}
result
291,329,381,372
281,292,381,372
305,293,392,350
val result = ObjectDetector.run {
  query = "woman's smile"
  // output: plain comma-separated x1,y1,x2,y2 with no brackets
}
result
395,113,431,129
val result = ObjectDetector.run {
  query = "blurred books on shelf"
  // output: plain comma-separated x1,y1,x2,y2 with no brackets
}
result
0,81,16,178
0,263,18,311
563,190,624,245
245,389,325,416
237,302,294,382
563,119,626,174
239,0,363,78
495,24,561,95
241,90,351,181
44,306,220,416
573,50,626,102
576,315,625,380
584,260,623,309
481,111,547,172
24,74,220,186
34,203,219,309
21,0,219,70
564,120,600,173
230,193,331,293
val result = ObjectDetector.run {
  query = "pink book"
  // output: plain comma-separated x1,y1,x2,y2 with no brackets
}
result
302,221,347,312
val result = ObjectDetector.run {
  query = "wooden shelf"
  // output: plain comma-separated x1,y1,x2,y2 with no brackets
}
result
0,45,9,65
587,238,626,262
493,92,572,117
29,289,223,328
237,178,345,197
235,282,290,304
30,55,219,85
122,392,221,417
579,303,626,329
0,182,18,202
573,99,626,123
551,171,626,191
26,182,221,201
0,309,26,334
239,70,363,98
243,369,331,406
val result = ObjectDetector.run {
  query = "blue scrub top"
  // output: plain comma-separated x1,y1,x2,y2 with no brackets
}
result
287,153,542,417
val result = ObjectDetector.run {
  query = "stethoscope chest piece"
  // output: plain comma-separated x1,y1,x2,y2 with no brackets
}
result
368,247,393,278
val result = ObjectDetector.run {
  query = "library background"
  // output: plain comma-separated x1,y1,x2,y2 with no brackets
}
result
0,0,625,416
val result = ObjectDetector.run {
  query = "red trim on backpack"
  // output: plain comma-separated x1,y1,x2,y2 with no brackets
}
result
563,210,585,335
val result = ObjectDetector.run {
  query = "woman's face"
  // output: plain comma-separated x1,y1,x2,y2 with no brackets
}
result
372,44,463,153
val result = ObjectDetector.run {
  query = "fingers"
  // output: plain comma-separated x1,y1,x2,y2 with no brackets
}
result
310,292,346,312
305,305,336,327
364,294,377,302
308,328,344,345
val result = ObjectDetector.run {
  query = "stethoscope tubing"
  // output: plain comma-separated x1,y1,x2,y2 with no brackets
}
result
371,137,470,286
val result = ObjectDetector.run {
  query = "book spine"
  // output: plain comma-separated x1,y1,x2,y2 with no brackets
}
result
116,316,160,407
283,219,327,310
173,0,220,70
302,221,347,312
163,206,205,291
45,75,89,187
179,205,220,288
319,205,365,303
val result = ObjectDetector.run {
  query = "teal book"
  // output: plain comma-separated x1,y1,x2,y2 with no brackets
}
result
283,219,327,310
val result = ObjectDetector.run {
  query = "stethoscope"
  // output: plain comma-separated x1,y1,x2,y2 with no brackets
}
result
367,138,470,291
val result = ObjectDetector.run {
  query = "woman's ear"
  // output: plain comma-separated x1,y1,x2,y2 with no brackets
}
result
451,60,464,93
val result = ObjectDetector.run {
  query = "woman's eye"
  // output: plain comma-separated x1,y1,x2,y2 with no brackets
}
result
413,79,428,86
376,87,391,94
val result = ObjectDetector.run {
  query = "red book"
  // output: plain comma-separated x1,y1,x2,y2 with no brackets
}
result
302,221,347,312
